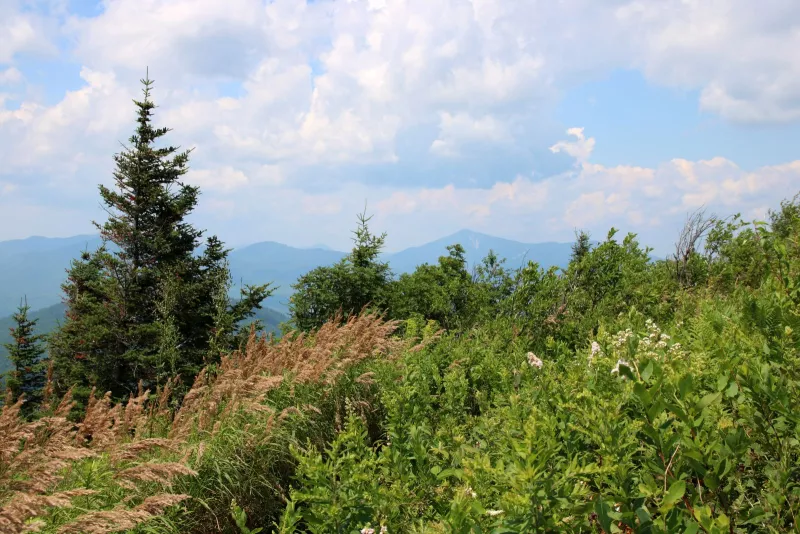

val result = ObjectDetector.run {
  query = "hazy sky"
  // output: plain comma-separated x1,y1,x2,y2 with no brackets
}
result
1,0,799,254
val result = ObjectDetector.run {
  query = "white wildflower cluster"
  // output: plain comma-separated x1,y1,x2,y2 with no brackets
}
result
636,319,671,359
527,352,543,369
465,486,477,498
611,328,635,349
589,341,602,364
360,527,388,534
596,319,685,378
487,509,504,516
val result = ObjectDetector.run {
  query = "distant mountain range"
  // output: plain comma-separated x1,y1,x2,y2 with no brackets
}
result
382,229,572,276
0,230,573,317
0,235,103,317
230,229,573,311
0,230,575,376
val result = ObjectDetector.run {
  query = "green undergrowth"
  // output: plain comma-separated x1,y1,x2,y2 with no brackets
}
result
12,194,800,534
278,286,800,533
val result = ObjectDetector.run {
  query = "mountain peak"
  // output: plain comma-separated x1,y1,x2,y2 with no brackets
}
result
447,228,487,238
446,229,487,250
305,244,337,251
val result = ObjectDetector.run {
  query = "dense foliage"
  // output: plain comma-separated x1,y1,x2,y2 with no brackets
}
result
271,195,800,533
289,210,393,332
3,74,800,534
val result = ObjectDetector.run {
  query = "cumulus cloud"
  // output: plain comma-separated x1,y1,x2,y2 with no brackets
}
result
368,129,800,253
0,68,132,177
186,167,249,191
4,0,799,173
0,1,58,63
430,112,512,157
617,0,800,123
549,127,596,164
0,0,798,253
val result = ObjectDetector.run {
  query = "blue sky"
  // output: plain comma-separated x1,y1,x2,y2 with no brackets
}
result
0,0,799,256
557,69,800,170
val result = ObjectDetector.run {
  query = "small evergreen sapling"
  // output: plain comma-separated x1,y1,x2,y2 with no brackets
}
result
3,297,47,416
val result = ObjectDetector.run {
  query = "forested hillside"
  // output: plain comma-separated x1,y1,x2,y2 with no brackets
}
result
3,77,800,534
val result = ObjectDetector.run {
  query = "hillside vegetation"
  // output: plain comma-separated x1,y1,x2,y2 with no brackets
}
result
2,75,800,534
0,304,288,377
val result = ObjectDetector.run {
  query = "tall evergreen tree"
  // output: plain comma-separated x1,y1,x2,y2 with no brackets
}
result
3,297,47,416
50,73,271,405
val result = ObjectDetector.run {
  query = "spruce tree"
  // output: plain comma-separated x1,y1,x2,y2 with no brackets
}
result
50,73,271,405
3,297,47,416
290,210,392,331
571,230,591,264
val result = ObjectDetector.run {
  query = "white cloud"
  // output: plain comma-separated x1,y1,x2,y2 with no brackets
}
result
301,194,344,216
0,67,131,177
368,128,800,252
375,191,418,215
549,127,596,164
186,167,249,191
251,164,286,187
618,0,800,123
3,0,798,180
0,3,58,63
430,112,512,157
67,0,287,80
46,0,598,170
699,81,800,124
0,67,22,85
565,191,628,229
0,0,798,253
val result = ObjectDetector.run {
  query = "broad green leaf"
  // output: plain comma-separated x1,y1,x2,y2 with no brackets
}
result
647,399,666,421
635,505,651,525
660,480,686,512
716,374,727,391
594,498,613,534
679,375,693,398
619,364,636,381
641,361,654,382
694,392,721,412
634,382,651,404
436,468,464,480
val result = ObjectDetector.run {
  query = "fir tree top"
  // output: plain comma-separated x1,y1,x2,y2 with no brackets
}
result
96,71,201,270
